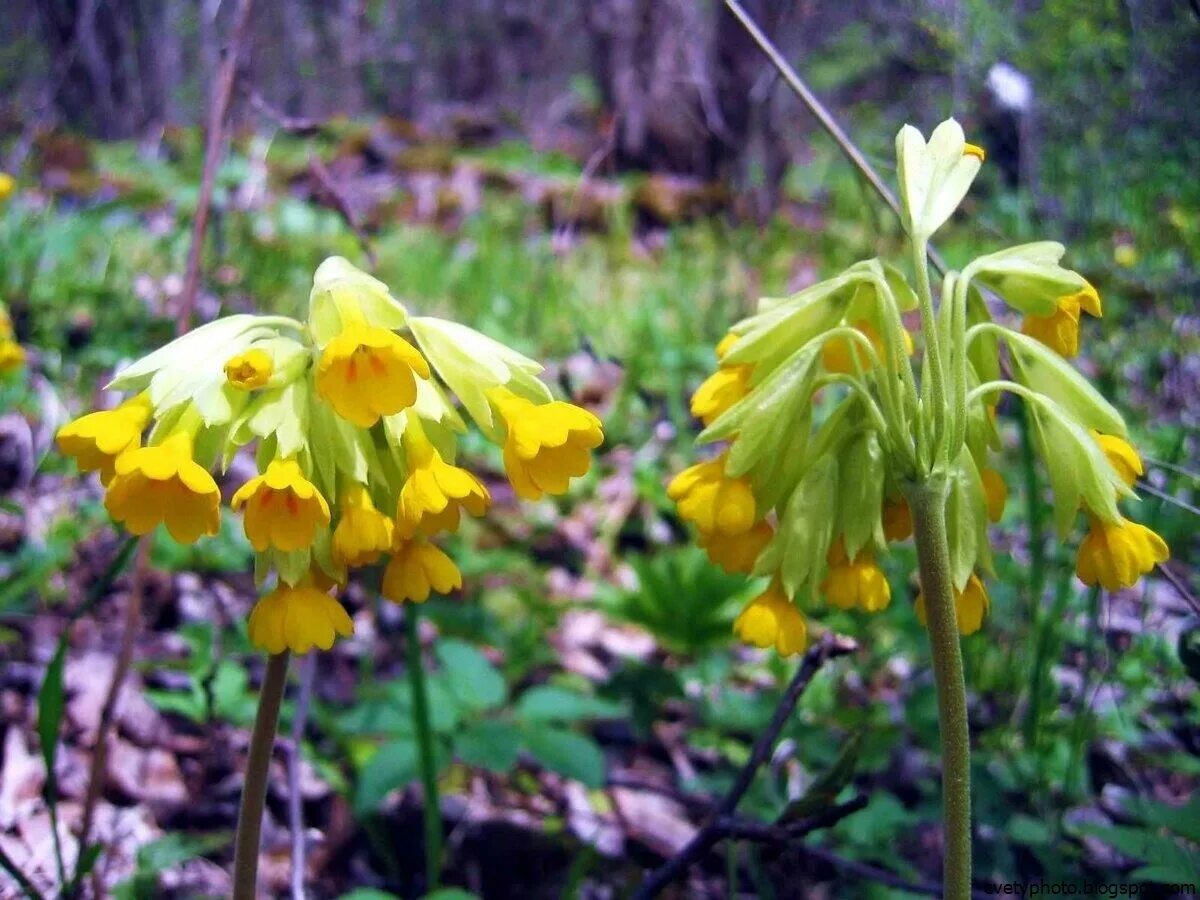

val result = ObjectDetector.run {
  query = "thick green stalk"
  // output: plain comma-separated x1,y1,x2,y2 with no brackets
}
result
233,652,291,900
908,480,972,899
405,605,442,891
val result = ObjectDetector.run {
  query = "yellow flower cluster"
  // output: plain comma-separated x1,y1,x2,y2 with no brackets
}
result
57,258,603,655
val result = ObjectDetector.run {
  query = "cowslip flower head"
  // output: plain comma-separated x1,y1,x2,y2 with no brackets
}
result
698,521,773,574
315,322,430,427
56,393,153,484
232,458,331,552
332,483,394,567
733,580,808,657
821,538,891,613
224,349,274,390
490,386,604,500
396,422,490,538
247,573,354,655
1020,287,1102,358
1092,431,1142,488
691,333,753,426
1076,516,1169,591
382,538,462,603
916,574,990,636
667,453,756,536
104,431,220,543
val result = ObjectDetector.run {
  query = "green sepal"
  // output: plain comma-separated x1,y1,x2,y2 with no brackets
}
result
239,379,311,461
755,454,837,598
308,396,375,507
945,451,991,591
965,286,1001,386
107,315,263,393
1005,329,1126,437
257,547,312,588
838,430,885,559
880,260,919,312
308,256,408,346
965,242,1088,317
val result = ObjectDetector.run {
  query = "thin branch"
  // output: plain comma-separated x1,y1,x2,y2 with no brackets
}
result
0,839,47,900
288,653,317,900
801,844,991,899
1142,455,1200,483
633,633,857,899
711,794,869,843
1156,562,1200,618
1136,480,1200,518
243,88,327,136
307,156,377,268
177,0,256,335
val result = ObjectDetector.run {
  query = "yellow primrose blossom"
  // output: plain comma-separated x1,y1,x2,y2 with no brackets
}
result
232,458,331,552
0,173,14,201
822,320,913,374
315,322,430,427
882,499,913,542
1076,516,1168,591
56,394,153,484
490,387,603,500
0,340,23,372
1020,286,1101,358
104,432,221,543
396,425,490,538
224,349,274,390
667,454,756,536
915,574,990,635
980,468,1007,523
1092,431,1142,488
733,580,808,657
247,575,354,654
698,521,773,574
382,538,463,603
821,538,891,612
332,483,394,567
691,333,753,426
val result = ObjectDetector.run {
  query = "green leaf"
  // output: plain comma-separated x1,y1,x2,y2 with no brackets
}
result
338,891,403,900
354,739,419,815
37,634,69,774
515,686,621,723
522,726,606,788
436,639,506,712
455,719,522,772
779,731,863,823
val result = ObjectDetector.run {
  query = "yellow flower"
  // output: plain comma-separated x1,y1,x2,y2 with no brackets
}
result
0,340,23,373
1076,515,1168,591
963,143,987,162
1092,431,1142,488
666,454,756,536
915,574,990,636
699,521,773,574
104,431,220,543
247,576,354,655
1020,286,1102,358
232,458,331,552
382,538,463,603
1113,243,1137,268
56,395,154,485
397,427,490,538
821,320,912,374
224,349,274,390
980,467,1007,522
691,334,753,426
490,388,603,500
0,172,14,201
332,483,394,567
882,499,913,542
733,580,808,657
315,323,430,427
821,537,891,612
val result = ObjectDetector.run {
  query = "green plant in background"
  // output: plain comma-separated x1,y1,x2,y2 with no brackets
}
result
668,119,1170,898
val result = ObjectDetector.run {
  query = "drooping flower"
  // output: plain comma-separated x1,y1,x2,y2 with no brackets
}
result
980,468,1007,523
104,431,221,543
822,320,913,374
1092,431,1142,488
56,394,153,484
1020,286,1101,358
224,349,274,390
915,574,990,636
490,387,603,500
331,483,394,567
667,454,756,536
232,458,331,552
1076,516,1168,591
821,538,891,612
396,425,490,538
882,499,913,542
733,580,808,657
691,333,753,426
698,521,773,574
382,538,463,603
247,576,354,654
315,323,430,427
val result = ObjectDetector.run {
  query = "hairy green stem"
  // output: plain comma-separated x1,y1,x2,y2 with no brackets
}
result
405,605,442,891
908,480,972,899
912,240,948,470
233,652,290,900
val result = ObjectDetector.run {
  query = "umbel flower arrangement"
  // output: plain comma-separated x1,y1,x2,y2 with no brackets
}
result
671,120,1168,898
56,257,602,895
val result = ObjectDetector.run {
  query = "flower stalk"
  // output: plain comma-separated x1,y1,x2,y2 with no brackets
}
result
405,605,443,891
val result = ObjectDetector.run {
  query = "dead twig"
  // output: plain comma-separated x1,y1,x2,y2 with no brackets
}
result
1157,562,1200,618
177,0,256,335
307,156,377,269
633,632,856,899
711,794,868,843
244,88,327,136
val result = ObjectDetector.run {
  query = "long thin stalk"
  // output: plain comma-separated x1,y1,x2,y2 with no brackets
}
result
233,651,291,900
404,605,442,892
908,480,972,900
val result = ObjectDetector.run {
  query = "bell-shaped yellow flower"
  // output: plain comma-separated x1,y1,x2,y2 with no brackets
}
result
224,349,274,390
315,323,430,427
489,388,603,501
882,498,913,542
733,580,808,657
699,520,773,574
821,537,891,612
397,426,490,538
821,320,913,374
1076,515,1168,591
382,538,463,603
104,431,221,543
1020,287,1101,358
980,468,1007,523
1092,431,1142,488
247,576,354,654
691,333,752,426
667,453,756,536
332,483,394,567
232,458,331,552
56,394,153,484
915,573,990,635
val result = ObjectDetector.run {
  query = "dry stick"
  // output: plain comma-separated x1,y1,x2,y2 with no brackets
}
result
75,536,150,897
288,653,317,900
633,634,856,899
1156,562,1200,618
307,156,378,268
176,0,255,335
